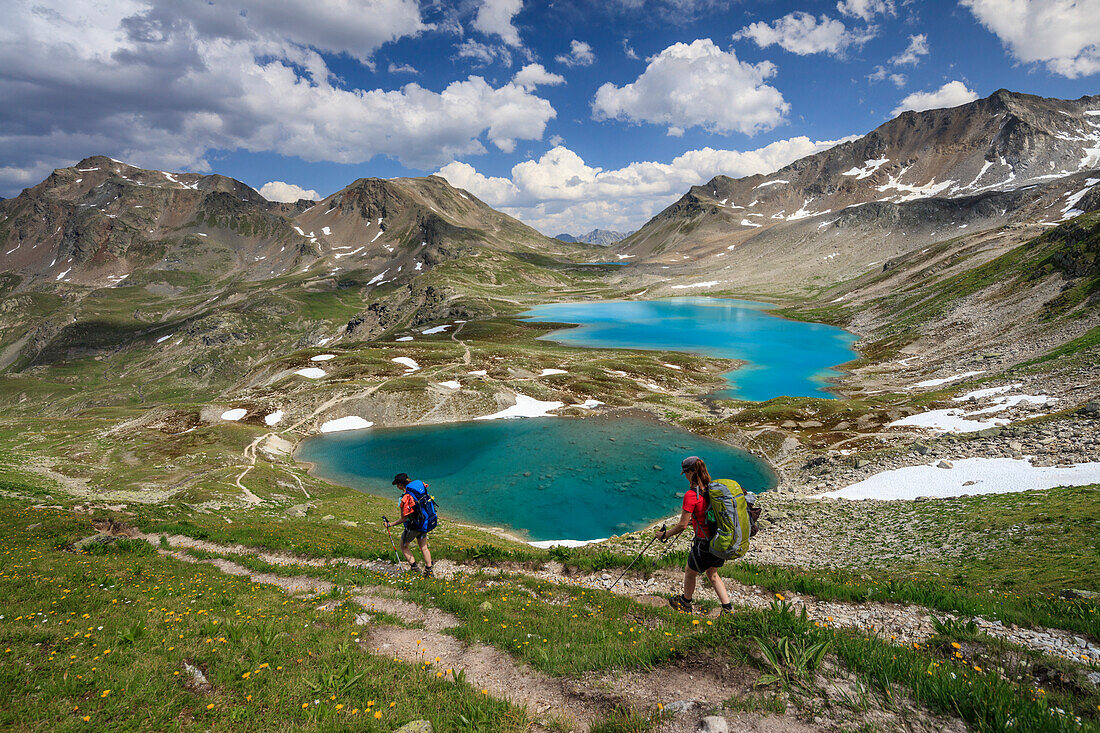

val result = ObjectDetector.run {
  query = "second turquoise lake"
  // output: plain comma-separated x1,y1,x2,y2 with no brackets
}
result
520,298,858,401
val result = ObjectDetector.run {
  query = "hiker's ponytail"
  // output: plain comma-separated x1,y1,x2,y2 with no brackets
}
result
688,459,711,491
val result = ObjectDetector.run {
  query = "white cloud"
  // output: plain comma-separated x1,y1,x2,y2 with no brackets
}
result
513,63,565,90
388,62,419,74
891,81,979,116
435,161,519,203
868,65,907,87
890,34,929,66
473,0,524,47
836,0,894,21
592,39,788,136
733,12,876,56
623,39,639,60
961,0,1100,78
0,0,559,193
436,136,850,234
556,40,596,67
455,39,513,67
259,181,321,202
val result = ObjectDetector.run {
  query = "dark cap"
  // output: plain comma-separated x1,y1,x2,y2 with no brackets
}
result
392,472,410,486
680,456,700,474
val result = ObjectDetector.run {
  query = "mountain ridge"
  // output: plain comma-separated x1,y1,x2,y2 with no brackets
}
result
0,156,585,292
554,228,631,245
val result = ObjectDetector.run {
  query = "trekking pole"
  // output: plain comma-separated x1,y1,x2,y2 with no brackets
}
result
650,531,683,567
381,516,400,563
606,524,665,593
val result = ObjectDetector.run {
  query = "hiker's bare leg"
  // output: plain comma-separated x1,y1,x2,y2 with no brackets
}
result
683,567,699,600
704,567,731,605
400,542,416,565
417,536,432,567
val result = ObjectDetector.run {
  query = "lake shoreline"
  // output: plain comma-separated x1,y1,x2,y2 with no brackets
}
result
293,409,777,543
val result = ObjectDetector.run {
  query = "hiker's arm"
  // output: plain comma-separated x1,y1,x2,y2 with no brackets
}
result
657,510,692,540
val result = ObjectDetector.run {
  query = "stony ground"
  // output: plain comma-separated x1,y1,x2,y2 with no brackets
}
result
109,526,982,733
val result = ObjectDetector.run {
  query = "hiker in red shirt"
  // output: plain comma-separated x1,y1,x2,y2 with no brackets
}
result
383,472,435,577
656,455,733,615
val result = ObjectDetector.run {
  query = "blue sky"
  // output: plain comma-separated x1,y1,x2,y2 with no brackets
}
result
2,0,1098,233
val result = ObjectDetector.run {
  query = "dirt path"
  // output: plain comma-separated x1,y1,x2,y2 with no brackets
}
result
133,530,1100,667
450,321,471,365
146,538,720,731
232,434,265,505
119,530,978,732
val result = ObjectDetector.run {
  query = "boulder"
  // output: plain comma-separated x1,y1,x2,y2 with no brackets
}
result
286,503,312,518
662,700,698,715
1060,589,1100,601
394,722,434,733
73,535,113,552
699,717,730,733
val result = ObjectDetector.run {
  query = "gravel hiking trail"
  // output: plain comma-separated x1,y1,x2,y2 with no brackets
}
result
133,528,1100,667
72,525,981,731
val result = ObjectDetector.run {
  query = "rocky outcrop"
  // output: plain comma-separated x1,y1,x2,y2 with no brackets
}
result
617,90,1100,268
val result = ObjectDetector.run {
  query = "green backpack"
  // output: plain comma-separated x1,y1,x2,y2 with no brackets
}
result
704,478,756,560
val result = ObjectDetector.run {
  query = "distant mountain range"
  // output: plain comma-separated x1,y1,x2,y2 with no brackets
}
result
610,91,1099,291
1,89,1098,375
0,155,582,291
555,229,631,245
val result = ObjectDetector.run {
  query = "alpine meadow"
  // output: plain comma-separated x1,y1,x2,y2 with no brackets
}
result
1,1,1099,732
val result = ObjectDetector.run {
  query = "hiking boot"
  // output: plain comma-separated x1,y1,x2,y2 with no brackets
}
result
407,562,419,574
423,565,434,578
668,594,693,613
719,604,734,616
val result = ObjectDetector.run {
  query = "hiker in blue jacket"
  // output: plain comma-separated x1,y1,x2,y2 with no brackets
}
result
383,472,437,577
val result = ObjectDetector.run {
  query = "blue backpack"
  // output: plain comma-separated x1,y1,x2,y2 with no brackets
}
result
403,480,438,532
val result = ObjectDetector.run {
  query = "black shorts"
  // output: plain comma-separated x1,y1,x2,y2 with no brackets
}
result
401,527,428,546
687,537,726,573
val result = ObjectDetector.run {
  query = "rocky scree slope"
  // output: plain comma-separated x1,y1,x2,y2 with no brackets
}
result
0,156,580,290
617,90,1100,294
0,157,597,384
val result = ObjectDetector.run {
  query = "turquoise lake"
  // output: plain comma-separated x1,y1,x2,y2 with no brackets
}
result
298,415,775,543
520,298,859,401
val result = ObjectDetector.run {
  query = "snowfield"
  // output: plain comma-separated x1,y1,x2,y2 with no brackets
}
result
529,538,608,549
908,371,985,389
392,357,420,372
310,354,336,362
892,386,1055,434
819,457,1100,501
264,410,284,426
320,416,374,433
221,408,247,421
294,368,326,379
475,394,565,420
671,281,720,289
889,409,1006,434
